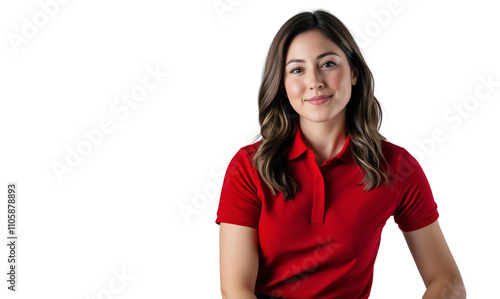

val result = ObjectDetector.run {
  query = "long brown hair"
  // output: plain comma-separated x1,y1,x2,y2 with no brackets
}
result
250,9,389,200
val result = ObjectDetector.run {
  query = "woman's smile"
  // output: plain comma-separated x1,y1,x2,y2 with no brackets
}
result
305,94,332,105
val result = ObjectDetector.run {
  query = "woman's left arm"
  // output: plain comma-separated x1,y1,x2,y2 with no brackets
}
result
402,220,466,299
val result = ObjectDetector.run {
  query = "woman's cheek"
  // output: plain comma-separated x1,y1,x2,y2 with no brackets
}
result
328,71,346,88
285,79,303,99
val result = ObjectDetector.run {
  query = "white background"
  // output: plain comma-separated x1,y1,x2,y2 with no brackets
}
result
0,0,499,298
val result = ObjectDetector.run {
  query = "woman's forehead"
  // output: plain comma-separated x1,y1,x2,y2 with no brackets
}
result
286,31,344,60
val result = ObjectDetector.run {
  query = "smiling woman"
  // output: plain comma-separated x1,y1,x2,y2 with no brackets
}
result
216,9,466,299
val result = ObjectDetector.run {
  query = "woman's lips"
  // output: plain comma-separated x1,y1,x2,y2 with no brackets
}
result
306,95,332,105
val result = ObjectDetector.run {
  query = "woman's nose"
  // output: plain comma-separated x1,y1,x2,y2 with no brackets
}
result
308,69,324,89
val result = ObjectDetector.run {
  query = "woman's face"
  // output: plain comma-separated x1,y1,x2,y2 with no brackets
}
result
284,29,358,124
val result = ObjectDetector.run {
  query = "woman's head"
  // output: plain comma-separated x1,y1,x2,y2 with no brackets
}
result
253,9,388,200
284,28,358,127
257,9,376,134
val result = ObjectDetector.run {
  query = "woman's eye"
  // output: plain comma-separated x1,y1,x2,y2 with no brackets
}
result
322,61,336,67
290,62,336,74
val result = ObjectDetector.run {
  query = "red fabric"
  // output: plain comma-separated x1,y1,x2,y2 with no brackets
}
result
215,123,439,299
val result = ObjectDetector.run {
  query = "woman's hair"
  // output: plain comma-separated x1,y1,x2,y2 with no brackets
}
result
250,9,389,200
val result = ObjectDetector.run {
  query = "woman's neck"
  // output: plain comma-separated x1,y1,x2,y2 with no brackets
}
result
298,113,347,165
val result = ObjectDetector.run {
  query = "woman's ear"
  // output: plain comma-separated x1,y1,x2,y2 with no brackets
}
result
351,67,359,85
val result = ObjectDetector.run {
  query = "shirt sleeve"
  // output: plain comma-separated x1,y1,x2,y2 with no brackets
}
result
393,147,439,232
215,147,261,229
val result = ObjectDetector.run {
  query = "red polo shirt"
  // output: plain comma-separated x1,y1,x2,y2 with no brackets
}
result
215,123,439,299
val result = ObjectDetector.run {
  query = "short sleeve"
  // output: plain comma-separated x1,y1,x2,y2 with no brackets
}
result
393,148,439,232
215,147,261,229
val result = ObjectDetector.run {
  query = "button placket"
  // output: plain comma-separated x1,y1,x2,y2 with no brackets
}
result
309,150,326,224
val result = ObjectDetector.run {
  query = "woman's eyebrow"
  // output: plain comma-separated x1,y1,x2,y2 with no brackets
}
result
285,51,340,66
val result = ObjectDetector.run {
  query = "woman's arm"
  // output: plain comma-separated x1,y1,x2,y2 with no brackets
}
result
219,223,259,299
402,220,466,299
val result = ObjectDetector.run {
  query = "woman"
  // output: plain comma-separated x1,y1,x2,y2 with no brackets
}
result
216,9,465,299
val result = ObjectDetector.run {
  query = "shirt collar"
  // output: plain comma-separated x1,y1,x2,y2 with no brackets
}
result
287,122,355,166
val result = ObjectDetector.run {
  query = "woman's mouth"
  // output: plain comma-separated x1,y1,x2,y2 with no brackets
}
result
306,95,332,105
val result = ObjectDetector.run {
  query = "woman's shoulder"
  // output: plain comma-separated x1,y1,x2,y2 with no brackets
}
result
239,139,262,158
380,139,421,169
227,139,262,168
381,139,402,153
380,139,409,163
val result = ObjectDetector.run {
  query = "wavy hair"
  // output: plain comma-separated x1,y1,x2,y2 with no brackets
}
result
250,9,389,200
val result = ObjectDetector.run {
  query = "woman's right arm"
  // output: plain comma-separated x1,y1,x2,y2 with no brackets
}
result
219,222,259,299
